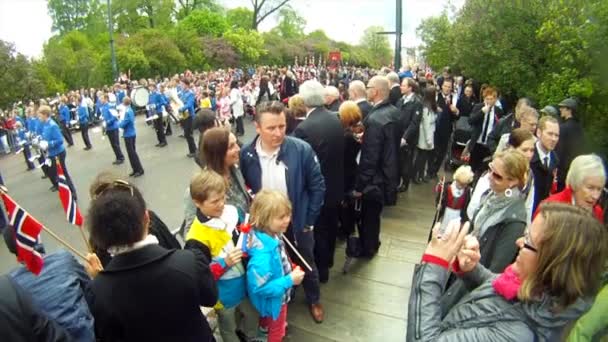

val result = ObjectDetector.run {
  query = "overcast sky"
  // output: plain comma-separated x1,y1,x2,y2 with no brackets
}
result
0,0,463,58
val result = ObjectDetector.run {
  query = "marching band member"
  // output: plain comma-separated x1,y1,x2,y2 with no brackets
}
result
178,79,197,158
37,105,77,198
78,95,93,151
147,83,167,147
57,96,74,146
159,84,173,136
101,93,125,165
119,97,145,177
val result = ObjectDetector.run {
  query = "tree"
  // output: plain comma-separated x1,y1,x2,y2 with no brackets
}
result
47,0,100,35
203,37,239,68
272,6,306,39
0,41,46,107
177,9,229,37
223,28,266,64
359,26,392,68
226,7,254,30
174,0,222,20
416,13,452,70
250,0,291,30
113,0,174,33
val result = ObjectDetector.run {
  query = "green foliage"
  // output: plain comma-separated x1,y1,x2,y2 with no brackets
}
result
113,0,174,33
416,13,452,71
226,7,254,30
417,0,608,154
177,9,229,37
47,0,96,35
223,28,266,64
359,26,392,68
272,6,306,39
174,0,222,21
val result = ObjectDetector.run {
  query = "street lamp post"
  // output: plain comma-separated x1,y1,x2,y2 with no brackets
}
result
107,0,118,81
376,0,403,70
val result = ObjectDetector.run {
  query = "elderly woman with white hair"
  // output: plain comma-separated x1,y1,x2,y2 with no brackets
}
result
535,154,605,222
324,86,342,112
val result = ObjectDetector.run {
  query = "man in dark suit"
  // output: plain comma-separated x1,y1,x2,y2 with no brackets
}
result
354,76,399,257
429,78,458,178
555,98,585,192
279,69,297,101
348,80,372,119
295,80,345,284
397,77,423,192
467,86,505,174
387,72,402,106
531,116,560,213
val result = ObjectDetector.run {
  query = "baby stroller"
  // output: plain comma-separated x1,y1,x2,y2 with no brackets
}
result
342,198,362,274
447,116,472,171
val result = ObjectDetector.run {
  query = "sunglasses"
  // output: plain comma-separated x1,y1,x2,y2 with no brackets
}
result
523,229,538,253
488,162,505,181
93,179,134,199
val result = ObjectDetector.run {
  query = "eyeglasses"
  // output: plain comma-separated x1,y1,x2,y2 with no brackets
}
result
523,229,538,253
93,179,134,199
488,162,505,181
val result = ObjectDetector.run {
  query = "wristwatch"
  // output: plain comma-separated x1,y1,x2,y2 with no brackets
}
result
304,225,314,232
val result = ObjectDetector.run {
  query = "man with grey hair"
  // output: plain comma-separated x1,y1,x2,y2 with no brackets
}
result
348,80,372,119
295,80,345,288
387,72,402,106
353,76,400,258
324,86,341,112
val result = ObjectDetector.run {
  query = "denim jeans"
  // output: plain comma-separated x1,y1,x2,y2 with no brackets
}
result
287,227,320,304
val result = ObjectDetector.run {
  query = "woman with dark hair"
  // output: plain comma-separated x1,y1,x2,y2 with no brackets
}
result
193,108,219,167
408,202,607,341
230,80,245,136
456,84,477,117
86,179,217,341
413,86,438,183
88,171,181,267
183,127,250,232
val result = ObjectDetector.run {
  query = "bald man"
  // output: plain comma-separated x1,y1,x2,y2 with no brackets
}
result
353,76,400,258
348,81,372,119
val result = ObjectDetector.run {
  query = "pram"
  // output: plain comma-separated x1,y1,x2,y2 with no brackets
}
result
447,116,472,171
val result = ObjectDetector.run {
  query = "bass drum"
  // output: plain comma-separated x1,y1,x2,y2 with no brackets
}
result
131,86,150,108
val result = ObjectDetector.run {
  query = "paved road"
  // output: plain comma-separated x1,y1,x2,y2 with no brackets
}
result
0,114,436,341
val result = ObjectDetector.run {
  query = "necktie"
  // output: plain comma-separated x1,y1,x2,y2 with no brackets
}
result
544,156,549,168
481,106,492,144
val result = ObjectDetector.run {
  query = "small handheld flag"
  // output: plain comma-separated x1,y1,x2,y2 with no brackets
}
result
56,162,83,227
1,192,44,275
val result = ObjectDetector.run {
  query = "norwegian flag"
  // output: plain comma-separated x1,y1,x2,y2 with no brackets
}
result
1,193,44,275
56,162,83,227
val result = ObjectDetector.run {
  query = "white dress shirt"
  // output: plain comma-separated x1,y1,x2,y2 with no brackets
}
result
256,138,288,195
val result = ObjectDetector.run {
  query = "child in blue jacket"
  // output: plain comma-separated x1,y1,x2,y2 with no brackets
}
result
247,190,305,342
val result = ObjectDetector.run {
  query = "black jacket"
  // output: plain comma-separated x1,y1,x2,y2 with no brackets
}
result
0,275,71,341
530,146,559,214
88,243,217,342
436,92,458,139
356,100,400,205
467,103,505,152
343,130,361,193
294,107,345,205
456,95,476,117
398,94,424,145
357,100,372,120
280,75,297,100
486,113,516,153
326,99,342,113
389,85,402,107
555,118,585,189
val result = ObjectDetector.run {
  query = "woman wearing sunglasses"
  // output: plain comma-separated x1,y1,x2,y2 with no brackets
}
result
442,149,529,313
407,202,607,341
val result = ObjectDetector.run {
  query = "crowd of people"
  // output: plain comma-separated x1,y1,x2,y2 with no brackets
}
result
0,61,607,342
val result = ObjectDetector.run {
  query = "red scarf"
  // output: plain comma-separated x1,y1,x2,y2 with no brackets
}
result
492,264,522,300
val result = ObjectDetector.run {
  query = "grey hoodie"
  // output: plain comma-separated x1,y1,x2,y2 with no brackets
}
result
407,263,591,341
